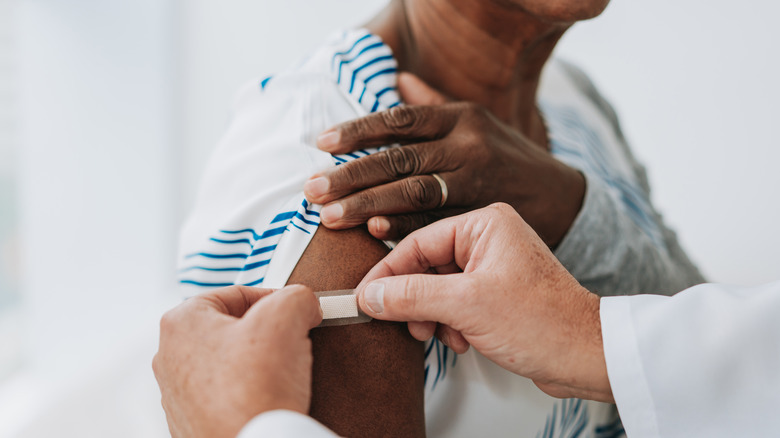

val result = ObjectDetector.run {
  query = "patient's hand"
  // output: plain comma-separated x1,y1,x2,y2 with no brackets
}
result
305,73,585,247
153,285,322,438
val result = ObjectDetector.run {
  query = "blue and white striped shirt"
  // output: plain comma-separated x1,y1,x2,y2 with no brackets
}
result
180,28,703,438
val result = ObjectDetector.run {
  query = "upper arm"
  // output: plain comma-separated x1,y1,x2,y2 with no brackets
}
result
177,71,425,434
286,226,426,437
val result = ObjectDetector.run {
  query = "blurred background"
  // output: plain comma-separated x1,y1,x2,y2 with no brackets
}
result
1,0,778,436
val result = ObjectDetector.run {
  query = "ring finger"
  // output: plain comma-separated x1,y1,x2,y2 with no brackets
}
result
319,173,452,228
305,141,457,204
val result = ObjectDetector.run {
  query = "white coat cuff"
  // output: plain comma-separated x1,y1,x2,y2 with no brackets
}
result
237,410,339,438
600,296,661,438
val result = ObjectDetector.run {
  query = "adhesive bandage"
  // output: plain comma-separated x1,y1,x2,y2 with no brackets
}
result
314,289,372,327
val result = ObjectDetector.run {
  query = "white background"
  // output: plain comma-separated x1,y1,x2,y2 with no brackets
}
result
2,0,778,436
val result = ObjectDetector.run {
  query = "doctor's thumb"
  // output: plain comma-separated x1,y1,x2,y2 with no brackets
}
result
357,274,463,325
244,284,322,331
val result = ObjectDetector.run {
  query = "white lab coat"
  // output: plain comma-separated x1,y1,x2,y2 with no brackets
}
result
601,280,780,437
238,281,780,438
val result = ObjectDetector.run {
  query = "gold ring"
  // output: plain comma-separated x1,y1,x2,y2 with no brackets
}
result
431,173,448,208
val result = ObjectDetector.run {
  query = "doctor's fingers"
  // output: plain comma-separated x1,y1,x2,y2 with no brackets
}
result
436,323,470,354
158,286,276,339
358,204,517,289
316,103,466,154
406,321,471,354
357,273,471,329
357,213,470,290
304,140,458,205
243,284,323,332
190,285,275,318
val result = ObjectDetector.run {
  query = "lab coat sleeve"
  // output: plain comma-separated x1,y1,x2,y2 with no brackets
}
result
237,410,340,438
600,281,780,438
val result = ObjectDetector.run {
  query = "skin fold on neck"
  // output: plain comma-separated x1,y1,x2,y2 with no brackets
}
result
366,0,573,148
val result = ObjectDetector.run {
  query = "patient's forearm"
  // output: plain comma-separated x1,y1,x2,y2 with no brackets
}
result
287,227,426,437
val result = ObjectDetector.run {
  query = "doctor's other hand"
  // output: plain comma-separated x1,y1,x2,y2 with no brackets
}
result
153,285,322,438
356,203,613,403
304,73,584,247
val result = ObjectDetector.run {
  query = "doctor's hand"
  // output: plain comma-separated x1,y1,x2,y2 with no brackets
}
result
153,285,322,438
356,203,613,403
304,73,584,247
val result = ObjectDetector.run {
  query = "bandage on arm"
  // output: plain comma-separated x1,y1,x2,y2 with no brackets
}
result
315,290,372,327
286,226,426,437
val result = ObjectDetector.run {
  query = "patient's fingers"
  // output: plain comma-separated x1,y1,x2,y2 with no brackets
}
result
316,104,465,153
367,210,467,241
319,175,451,229
304,140,455,204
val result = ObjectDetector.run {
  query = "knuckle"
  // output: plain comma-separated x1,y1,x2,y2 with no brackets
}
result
488,202,515,216
285,284,312,295
381,106,418,133
151,354,162,375
285,285,315,307
341,118,371,143
351,190,380,216
158,310,178,333
339,162,364,187
398,278,421,313
381,147,422,177
401,177,438,209
332,160,372,192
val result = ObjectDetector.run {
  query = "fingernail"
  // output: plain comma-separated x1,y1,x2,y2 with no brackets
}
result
364,282,385,314
320,203,343,223
317,130,340,151
371,217,391,234
304,177,329,198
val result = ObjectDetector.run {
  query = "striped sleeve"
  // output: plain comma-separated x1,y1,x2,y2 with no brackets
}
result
177,29,403,295
178,72,351,294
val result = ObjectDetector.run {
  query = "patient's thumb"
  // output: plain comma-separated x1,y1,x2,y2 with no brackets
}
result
398,72,450,105
358,274,461,325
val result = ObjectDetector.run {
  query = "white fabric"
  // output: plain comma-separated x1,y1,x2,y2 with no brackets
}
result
601,281,780,437
238,410,339,438
319,294,358,319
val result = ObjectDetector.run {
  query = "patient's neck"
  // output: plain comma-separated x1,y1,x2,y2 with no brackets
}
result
366,0,567,145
